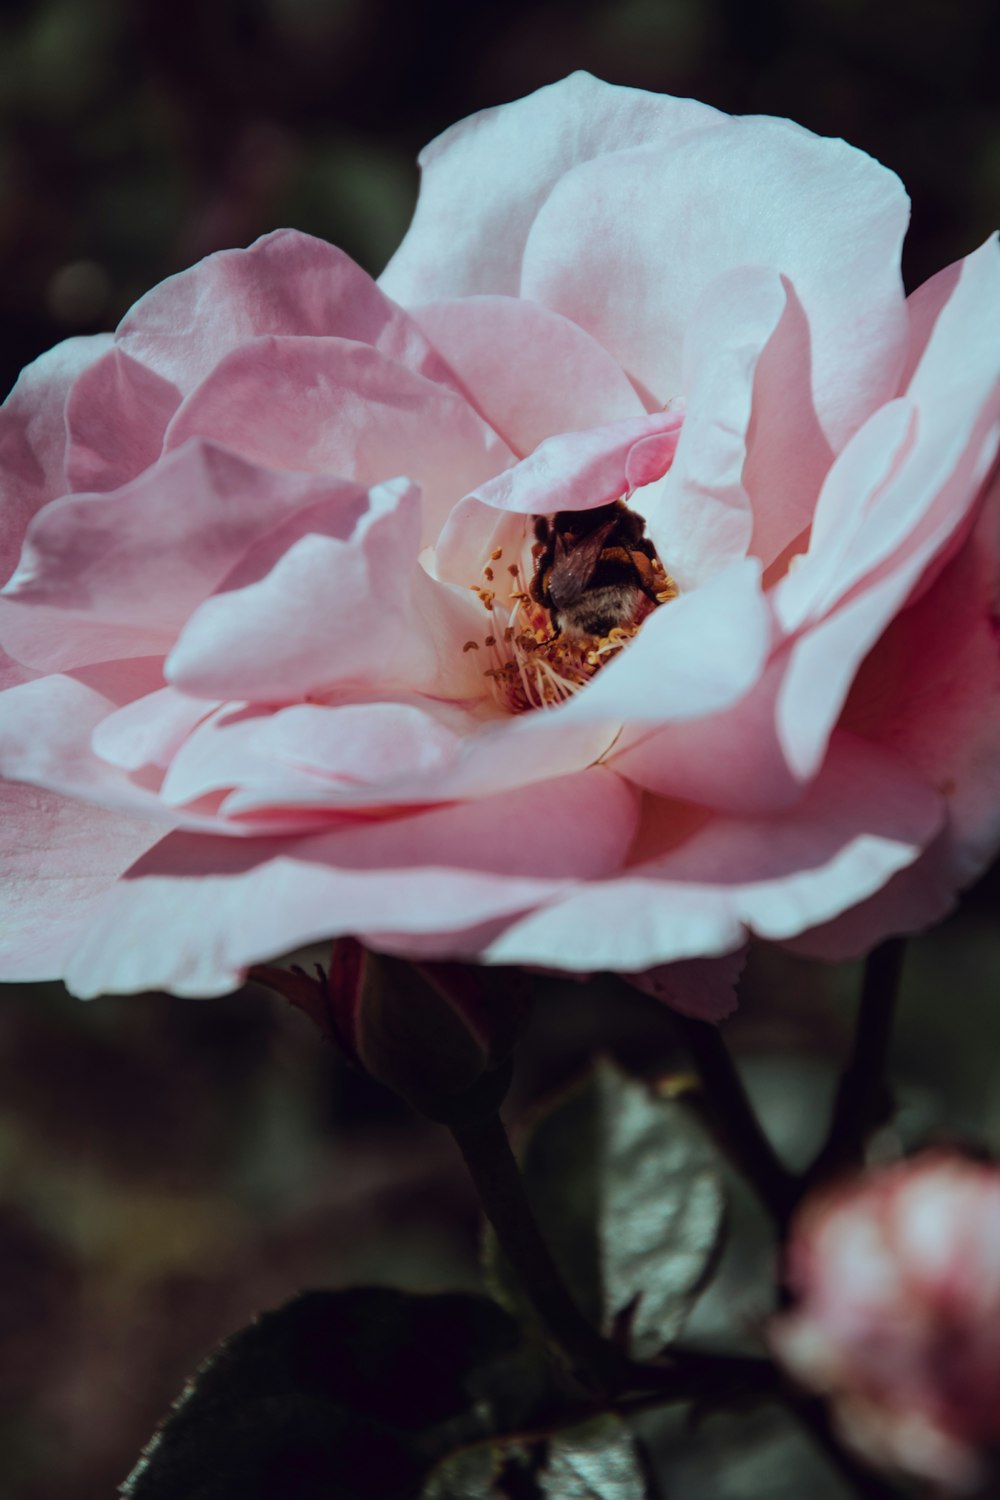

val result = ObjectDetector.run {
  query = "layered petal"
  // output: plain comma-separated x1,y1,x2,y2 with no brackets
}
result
0,780,161,981
636,268,834,587
62,767,641,997
164,478,488,702
0,333,112,577
118,227,458,394
64,346,181,493
163,335,512,543
0,441,372,672
520,118,909,448
411,295,646,455
484,736,944,972
380,72,722,305
464,410,682,519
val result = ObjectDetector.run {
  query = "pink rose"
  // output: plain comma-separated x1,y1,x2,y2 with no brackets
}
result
771,1152,1000,1493
1,73,998,1008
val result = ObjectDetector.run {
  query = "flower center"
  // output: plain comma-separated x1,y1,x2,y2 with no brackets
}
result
463,500,677,714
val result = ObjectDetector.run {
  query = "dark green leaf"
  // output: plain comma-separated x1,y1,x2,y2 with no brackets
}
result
540,1418,651,1499
419,1418,651,1500
420,1446,501,1498
122,1287,555,1500
488,1059,725,1356
632,1403,853,1499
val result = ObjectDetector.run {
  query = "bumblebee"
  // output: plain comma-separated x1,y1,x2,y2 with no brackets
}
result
529,500,666,639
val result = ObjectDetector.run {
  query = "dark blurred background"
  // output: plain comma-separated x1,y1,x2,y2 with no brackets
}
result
1,2,998,1496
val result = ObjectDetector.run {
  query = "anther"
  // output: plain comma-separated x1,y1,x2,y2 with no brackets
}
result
463,640,479,652
490,547,503,561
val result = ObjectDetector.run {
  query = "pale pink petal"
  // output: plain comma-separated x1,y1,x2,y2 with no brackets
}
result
62,767,641,997
91,686,219,772
777,397,999,781
0,780,161,981
163,335,512,544
521,119,909,447
155,699,463,813
742,279,834,569
777,236,1000,634
638,267,785,586
0,669,325,838
483,735,943,972
609,649,802,815
380,72,721,306
774,399,917,636
165,478,488,703
840,467,1000,892
249,701,463,783
64,346,180,493
629,949,747,1022
0,440,369,672
0,334,112,577
782,838,956,963
410,295,645,456
466,411,682,517
118,227,458,394
897,258,963,394
0,671,183,826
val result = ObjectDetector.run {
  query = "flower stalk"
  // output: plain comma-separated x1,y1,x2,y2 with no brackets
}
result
673,1014,800,1233
805,938,906,1191
447,1093,629,1396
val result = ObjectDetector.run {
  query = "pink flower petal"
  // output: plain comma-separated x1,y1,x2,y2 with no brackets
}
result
0,334,112,578
841,466,1000,893
465,411,682,517
61,767,641,997
0,670,184,826
629,950,747,1022
773,237,1000,780
521,119,909,448
411,294,645,456
0,780,161,981
64,346,180,493
165,477,488,703
155,699,464,814
118,227,458,394
380,72,721,306
609,649,802,815
0,440,371,672
91,686,219,772
777,236,1000,634
483,735,943,972
163,335,512,544
638,266,785,586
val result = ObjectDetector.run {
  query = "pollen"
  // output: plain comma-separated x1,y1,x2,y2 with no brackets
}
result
469,508,678,715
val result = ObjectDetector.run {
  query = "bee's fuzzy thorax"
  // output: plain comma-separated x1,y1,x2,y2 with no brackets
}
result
463,504,677,715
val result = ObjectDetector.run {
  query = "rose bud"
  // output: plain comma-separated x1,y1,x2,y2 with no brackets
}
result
770,1151,1000,1494
253,941,531,1120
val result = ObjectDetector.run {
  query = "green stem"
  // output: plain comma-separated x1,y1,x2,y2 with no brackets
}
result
675,1015,799,1233
806,938,906,1191
448,1105,626,1394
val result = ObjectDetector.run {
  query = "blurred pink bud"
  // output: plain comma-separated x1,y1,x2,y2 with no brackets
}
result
254,941,531,1119
771,1151,1000,1493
